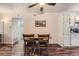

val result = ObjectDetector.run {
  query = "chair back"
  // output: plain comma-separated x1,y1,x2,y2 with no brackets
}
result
38,34,50,41
23,34,34,45
23,34,34,41
38,34,50,47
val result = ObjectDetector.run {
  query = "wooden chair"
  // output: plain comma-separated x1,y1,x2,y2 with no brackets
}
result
23,34,34,56
38,34,49,46
38,34,50,55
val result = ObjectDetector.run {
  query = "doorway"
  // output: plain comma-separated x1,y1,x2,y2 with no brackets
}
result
12,17,24,44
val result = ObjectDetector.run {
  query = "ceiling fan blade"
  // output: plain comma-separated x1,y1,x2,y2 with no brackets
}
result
28,3,38,8
46,3,56,6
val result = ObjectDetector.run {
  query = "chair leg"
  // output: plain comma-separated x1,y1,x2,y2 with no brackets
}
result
47,47,48,56
24,46,25,56
39,47,41,56
27,47,33,56
24,46,28,56
24,46,26,56
27,47,29,56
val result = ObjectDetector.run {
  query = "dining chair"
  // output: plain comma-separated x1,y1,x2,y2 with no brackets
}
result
23,34,34,56
38,34,50,55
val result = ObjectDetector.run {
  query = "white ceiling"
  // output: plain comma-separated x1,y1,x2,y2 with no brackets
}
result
0,3,79,14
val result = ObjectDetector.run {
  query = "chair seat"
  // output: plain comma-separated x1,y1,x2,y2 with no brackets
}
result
40,44,48,47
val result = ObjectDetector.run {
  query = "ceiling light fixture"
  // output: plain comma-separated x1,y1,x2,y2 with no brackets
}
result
39,3,45,6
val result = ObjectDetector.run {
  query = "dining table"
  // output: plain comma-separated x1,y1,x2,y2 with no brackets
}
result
27,37,48,56
26,38,41,55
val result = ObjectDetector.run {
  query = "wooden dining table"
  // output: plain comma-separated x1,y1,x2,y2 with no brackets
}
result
26,38,41,55
27,37,48,56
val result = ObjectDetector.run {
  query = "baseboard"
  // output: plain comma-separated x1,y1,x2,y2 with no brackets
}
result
0,41,18,47
64,46,79,48
48,43,62,47
49,43,62,47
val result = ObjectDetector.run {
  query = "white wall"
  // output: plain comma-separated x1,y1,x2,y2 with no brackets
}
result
0,12,78,47
3,20,12,44
0,15,3,34
24,13,59,44
0,13,64,45
0,14,24,45
24,13,79,47
0,21,1,34
0,13,65,45
57,14,64,46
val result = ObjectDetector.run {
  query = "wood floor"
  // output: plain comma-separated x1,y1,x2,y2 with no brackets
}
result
0,40,79,56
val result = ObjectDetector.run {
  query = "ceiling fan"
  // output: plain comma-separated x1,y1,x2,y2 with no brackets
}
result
28,3,56,14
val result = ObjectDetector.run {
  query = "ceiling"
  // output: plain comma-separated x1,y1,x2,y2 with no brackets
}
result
0,3,79,14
